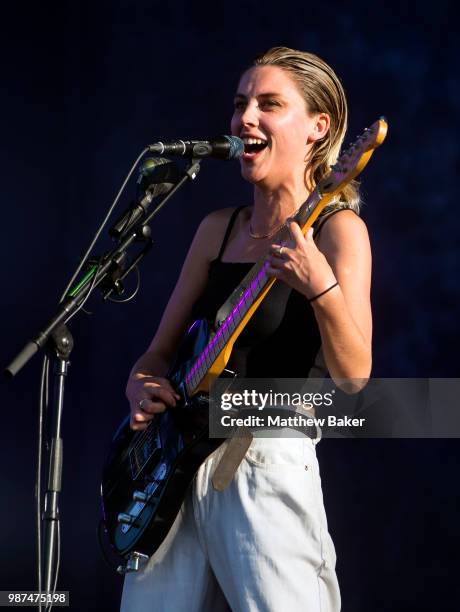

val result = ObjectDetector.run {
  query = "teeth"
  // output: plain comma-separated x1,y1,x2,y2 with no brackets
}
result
242,138,267,145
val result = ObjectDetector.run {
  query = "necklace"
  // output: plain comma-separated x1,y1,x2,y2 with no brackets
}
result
248,199,308,239
248,219,286,239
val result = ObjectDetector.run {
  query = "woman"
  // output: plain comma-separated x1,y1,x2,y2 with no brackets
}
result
121,47,372,611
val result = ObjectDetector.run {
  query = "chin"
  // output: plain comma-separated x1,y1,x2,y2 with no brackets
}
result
240,165,265,184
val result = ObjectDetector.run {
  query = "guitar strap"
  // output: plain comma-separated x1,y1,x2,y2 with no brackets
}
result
211,426,253,491
212,347,327,491
212,278,294,491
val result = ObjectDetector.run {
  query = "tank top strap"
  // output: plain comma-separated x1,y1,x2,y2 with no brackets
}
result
313,206,356,239
215,205,248,262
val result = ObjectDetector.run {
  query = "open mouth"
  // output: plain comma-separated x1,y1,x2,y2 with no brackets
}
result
242,138,268,158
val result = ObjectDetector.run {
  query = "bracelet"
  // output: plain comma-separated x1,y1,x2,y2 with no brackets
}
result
308,281,339,303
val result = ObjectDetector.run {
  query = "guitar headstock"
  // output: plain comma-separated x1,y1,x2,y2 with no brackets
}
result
318,117,388,195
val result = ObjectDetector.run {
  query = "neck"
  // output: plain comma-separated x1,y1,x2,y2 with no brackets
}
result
250,182,311,236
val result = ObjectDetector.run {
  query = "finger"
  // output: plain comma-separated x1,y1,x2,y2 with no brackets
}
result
130,411,154,432
143,381,181,402
144,376,181,399
268,245,282,260
130,416,149,431
133,406,157,420
138,399,167,415
144,386,178,407
162,380,181,399
266,263,283,278
287,220,306,246
270,244,293,263
266,255,284,270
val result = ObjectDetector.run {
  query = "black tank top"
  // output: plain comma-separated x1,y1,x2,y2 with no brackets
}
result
190,206,350,377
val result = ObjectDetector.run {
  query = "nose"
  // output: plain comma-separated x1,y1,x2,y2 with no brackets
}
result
240,101,259,128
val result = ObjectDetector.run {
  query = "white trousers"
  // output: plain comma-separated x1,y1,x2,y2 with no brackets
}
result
121,434,340,612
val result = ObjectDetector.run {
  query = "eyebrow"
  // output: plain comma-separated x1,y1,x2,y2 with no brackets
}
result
233,92,284,100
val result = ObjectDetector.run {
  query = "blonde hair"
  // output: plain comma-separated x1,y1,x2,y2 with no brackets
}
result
252,46,360,212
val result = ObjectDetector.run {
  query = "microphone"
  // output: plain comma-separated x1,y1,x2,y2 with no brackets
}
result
110,158,180,239
147,135,244,160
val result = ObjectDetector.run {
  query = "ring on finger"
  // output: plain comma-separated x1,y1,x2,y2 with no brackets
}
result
274,245,284,257
138,398,149,411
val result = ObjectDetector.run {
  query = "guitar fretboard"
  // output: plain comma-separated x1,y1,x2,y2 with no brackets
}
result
184,259,267,393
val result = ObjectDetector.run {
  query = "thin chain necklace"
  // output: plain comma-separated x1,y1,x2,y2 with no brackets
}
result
248,199,306,239
248,219,286,239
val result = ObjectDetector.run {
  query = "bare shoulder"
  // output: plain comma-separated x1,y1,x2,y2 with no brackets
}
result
195,206,242,261
199,206,238,231
316,209,370,256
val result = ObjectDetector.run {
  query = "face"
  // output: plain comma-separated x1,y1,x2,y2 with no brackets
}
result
231,65,327,190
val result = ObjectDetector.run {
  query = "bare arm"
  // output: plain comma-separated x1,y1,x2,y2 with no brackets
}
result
266,210,372,391
127,208,235,429
312,211,372,388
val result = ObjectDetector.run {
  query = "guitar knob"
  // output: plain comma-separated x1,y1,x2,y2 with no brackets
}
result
118,512,136,525
133,490,149,503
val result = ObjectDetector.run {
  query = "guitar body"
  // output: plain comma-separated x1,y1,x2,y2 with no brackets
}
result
101,318,224,559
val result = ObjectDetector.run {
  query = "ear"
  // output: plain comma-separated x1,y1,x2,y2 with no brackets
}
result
307,112,330,143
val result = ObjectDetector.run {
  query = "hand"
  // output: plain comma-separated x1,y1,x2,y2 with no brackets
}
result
126,375,181,431
266,220,337,299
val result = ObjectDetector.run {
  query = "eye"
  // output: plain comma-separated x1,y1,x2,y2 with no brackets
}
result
233,100,246,110
261,99,280,109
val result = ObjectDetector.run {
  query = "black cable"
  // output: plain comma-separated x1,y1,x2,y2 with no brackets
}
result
107,265,141,303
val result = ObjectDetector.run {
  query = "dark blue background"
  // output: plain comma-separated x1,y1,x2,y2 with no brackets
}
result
1,1,459,610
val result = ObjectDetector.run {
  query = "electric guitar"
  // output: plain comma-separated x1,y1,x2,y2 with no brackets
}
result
100,118,388,572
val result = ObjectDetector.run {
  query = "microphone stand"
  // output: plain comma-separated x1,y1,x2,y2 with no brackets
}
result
4,158,202,603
